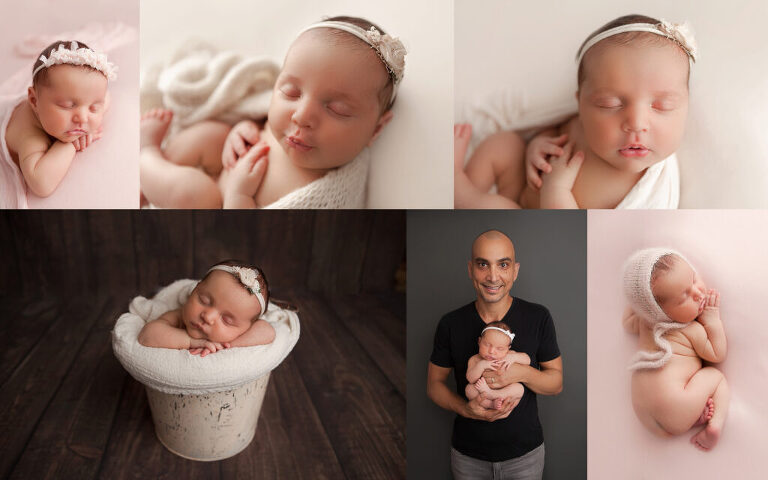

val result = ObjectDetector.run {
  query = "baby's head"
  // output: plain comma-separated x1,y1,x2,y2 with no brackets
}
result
575,15,696,173
624,248,707,325
28,40,116,143
269,16,406,172
478,322,515,361
183,261,271,343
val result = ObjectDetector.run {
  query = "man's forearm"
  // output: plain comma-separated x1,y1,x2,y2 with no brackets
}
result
519,364,563,395
427,378,468,416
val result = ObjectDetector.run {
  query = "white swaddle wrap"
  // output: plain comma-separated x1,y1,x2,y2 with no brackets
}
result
141,43,368,208
0,94,28,209
112,279,301,395
459,89,679,209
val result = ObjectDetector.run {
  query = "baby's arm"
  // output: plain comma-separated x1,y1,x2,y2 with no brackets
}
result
138,309,196,349
622,306,641,335
507,350,530,366
539,142,584,209
466,355,491,383
227,319,276,348
16,133,77,197
684,289,727,363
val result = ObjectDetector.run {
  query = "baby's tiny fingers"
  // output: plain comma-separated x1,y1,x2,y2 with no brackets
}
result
542,143,564,157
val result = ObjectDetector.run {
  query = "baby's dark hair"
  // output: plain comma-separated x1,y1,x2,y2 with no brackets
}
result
203,259,271,316
482,321,513,345
650,253,682,303
32,40,98,88
313,15,396,113
577,14,690,89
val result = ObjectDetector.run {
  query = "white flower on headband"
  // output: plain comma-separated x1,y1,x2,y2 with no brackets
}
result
232,266,261,294
658,20,697,61
34,41,118,81
364,26,407,84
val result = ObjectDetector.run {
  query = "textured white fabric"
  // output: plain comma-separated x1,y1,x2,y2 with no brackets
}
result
0,94,28,209
460,89,679,209
141,43,368,209
111,279,300,395
622,248,692,370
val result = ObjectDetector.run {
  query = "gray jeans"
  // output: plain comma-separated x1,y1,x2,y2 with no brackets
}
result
451,443,545,480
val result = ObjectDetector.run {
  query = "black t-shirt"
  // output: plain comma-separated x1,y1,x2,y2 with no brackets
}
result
430,298,561,462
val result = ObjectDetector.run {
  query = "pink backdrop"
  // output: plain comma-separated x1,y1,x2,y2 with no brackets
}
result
588,210,768,478
1,0,138,208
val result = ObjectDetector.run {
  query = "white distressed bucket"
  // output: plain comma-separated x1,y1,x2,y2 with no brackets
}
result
145,373,271,461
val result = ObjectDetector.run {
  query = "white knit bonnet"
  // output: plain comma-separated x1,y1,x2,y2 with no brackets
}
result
622,247,693,370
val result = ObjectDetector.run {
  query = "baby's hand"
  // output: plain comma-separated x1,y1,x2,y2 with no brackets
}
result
223,120,261,170
492,358,512,371
698,289,721,325
540,141,584,192
189,339,230,357
525,133,568,190
72,126,103,152
224,142,270,198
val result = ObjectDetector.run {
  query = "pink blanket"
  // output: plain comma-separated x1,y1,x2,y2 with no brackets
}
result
588,210,767,478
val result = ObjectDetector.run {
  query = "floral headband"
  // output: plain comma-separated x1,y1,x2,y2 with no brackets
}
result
576,19,697,65
481,326,515,345
32,41,118,81
298,20,407,104
207,265,266,314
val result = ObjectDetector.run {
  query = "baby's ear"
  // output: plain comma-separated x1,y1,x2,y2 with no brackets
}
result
368,110,394,146
27,86,38,109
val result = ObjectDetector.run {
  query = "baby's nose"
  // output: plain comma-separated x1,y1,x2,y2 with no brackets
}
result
203,309,218,324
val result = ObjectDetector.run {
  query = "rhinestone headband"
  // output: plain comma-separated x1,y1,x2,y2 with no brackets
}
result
298,20,407,105
481,326,515,345
576,20,697,66
207,265,266,314
32,41,117,81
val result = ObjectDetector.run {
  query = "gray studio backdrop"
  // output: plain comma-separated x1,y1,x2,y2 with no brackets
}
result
407,210,587,480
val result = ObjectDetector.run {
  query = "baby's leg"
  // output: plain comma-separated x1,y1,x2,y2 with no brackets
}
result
139,110,222,208
464,131,526,201
164,120,230,176
653,367,728,446
691,375,729,451
465,383,480,401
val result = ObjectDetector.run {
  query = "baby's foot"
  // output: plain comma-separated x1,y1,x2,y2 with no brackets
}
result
474,377,491,394
694,398,715,426
493,398,504,410
454,123,472,172
140,108,173,150
690,423,721,451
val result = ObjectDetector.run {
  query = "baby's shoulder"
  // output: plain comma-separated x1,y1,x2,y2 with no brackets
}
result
156,308,183,328
6,101,50,155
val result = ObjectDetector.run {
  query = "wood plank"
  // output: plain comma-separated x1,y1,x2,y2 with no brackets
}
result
85,212,137,294
97,377,222,480
0,213,22,295
132,211,195,294
220,357,345,479
9,296,128,480
192,211,315,291
0,294,101,479
326,293,406,397
289,291,405,479
308,212,373,294
0,297,59,388
361,211,405,292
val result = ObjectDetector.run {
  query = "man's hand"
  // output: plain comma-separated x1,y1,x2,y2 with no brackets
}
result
222,120,261,169
464,394,514,421
525,133,568,190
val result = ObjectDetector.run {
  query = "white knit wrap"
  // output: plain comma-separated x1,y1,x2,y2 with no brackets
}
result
623,247,693,370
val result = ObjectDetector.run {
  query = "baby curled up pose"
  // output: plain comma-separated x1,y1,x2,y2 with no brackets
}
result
455,14,695,209
623,248,729,451
140,16,407,209
465,322,530,410
5,41,114,197
138,261,276,357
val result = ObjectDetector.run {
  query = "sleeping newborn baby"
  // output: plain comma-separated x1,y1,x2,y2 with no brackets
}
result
5,41,114,197
465,322,530,410
138,261,276,357
623,248,729,451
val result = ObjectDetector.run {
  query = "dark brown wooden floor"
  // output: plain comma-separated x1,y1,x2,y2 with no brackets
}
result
0,290,405,480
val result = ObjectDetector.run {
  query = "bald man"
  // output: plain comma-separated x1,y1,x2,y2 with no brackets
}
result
427,230,563,480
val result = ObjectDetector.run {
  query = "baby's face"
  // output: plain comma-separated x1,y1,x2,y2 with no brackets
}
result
268,31,391,172
182,271,262,343
652,258,708,323
578,41,689,173
30,65,108,143
478,330,511,361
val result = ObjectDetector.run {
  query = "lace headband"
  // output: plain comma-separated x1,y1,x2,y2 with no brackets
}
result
298,20,407,105
207,265,266,314
576,20,697,66
32,41,117,81
481,326,515,345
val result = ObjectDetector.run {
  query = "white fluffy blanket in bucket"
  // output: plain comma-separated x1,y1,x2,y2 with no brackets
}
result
112,279,300,395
